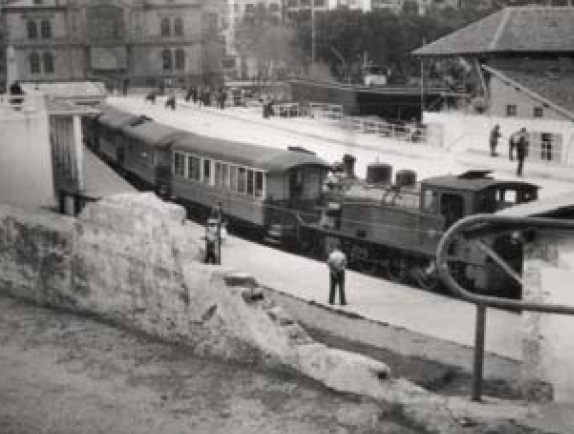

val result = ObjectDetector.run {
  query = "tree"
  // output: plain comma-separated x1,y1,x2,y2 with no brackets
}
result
234,6,304,81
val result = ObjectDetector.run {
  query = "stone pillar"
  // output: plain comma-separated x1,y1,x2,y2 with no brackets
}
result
72,115,84,191
522,236,574,402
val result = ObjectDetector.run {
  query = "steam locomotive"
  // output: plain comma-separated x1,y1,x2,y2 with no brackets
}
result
83,105,539,298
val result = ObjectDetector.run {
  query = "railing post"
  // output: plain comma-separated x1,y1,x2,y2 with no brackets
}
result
472,303,487,401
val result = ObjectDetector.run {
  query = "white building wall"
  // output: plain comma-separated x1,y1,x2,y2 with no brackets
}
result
423,111,574,165
0,94,55,210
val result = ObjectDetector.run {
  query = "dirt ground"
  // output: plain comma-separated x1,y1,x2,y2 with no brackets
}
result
0,295,429,434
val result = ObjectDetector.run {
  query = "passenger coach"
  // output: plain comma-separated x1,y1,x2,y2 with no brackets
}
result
170,134,331,239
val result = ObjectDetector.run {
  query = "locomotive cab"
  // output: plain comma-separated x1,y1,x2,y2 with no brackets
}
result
421,171,539,230
421,171,539,297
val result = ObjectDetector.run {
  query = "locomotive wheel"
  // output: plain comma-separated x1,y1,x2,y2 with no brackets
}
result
357,260,378,275
386,257,408,283
413,267,440,291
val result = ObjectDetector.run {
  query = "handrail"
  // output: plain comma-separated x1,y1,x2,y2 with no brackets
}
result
436,214,574,314
435,213,574,401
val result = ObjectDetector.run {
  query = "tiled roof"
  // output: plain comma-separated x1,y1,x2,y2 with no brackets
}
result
485,59,574,119
413,7,574,56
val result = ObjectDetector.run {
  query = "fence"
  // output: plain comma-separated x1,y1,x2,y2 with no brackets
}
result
274,101,428,144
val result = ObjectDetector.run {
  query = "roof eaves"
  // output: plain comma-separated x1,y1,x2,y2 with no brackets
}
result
483,64,574,122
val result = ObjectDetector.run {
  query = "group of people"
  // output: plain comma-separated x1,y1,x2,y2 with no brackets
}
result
489,124,529,177
143,85,229,111
184,85,228,109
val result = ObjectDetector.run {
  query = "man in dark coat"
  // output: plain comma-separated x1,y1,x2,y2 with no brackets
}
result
165,95,176,110
515,128,529,177
489,124,501,156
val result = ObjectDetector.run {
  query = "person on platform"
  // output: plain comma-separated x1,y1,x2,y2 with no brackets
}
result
515,128,529,177
327,243,347,306
509,129,521,161
210,201,224,223
165,94,176,110
489,124,501,156
122,78,129,97
204,218,220,264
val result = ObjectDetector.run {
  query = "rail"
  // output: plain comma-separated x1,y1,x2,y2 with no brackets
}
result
436,214,574,401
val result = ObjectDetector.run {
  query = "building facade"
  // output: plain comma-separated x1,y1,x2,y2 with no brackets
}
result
415,7,574,165
1,0,224,88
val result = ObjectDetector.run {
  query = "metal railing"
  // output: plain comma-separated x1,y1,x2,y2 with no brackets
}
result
273,101,428,144
436,214,574,401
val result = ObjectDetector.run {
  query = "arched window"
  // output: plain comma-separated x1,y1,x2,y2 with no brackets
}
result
162,49,172,71
174,17,183,36
29,52,41,74
175,49,185,70
43,52,54,74
40,20,52,39
27,20,38,39
160,17,170,36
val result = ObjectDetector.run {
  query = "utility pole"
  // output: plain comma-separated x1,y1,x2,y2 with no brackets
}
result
311,6,316,66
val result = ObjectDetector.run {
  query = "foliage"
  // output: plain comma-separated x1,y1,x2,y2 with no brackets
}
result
233,8,304,80
232,4,499,82
290,5,498,82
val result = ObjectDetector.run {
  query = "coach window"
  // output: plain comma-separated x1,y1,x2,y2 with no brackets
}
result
202,159,212,184
238,167,247,194
230,165,238,192
247,170,255,196
422,189,437,213
255,171,264,198
188,155,200,181
174,152,186,177
215,162,222,187
222,164,230,189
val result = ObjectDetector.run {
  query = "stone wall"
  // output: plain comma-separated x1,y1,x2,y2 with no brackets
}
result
522,236,574,403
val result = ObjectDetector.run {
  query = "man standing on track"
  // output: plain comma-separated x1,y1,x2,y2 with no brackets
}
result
327,243,347,306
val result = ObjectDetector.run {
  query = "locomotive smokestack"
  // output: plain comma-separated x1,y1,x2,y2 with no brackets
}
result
342,154,357,179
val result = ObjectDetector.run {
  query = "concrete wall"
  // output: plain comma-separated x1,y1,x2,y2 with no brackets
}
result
0,94,55,210
522,236,574,403
0,194,399,398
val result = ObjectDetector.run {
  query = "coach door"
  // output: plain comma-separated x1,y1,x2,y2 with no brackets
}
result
440,193,465,229
288,169,304,207
154,148,173,198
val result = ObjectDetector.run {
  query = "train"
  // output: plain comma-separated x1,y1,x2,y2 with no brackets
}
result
83,105,540,299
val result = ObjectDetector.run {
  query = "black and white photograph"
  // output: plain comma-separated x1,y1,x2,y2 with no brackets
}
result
1,0,574,432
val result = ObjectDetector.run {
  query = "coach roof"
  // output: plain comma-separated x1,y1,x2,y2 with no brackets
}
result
172,133,331,173
423,173,539,193
120,118,185,146
96,106,140,129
